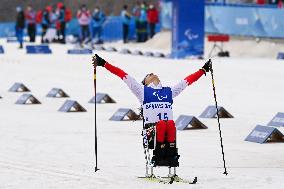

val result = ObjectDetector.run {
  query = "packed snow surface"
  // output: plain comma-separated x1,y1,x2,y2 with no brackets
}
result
0,39,284,189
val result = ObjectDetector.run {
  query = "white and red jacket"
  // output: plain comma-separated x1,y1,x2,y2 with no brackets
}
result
77,10,91,26
104,62,204,124
25,10,36,25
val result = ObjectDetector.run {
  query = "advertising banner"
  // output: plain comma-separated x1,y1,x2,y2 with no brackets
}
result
171,0,205,58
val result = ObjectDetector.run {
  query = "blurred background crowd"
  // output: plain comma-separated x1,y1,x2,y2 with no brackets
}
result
3,0,284,48
14,1,159,48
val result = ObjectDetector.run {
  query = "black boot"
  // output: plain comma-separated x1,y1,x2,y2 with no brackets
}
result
152,142,167,166
166,142,180,167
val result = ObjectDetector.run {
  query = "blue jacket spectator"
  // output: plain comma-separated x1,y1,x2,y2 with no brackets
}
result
15,6,25,48
91,7,106,44
56,3,67,43
39,7,50,43
121,5,131,43
92,7,106,28
49,10,58,28
121,9,131,25
139,7,147,22
57,8,65,23
138,2,148,42
42,9,50,26
132,1,141,42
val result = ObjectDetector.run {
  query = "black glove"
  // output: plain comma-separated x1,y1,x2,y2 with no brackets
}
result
201,59,212,75
92,54,106,67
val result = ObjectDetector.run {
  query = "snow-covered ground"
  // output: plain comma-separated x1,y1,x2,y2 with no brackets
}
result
110,31,284,58
0,38,284,189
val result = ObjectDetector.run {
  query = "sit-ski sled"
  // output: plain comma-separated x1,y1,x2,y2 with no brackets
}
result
138,122,197,184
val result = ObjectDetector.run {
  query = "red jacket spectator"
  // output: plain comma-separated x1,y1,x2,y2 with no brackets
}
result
25,8,36,24
147,6,159,24
278,0,283,8
256,0,265,5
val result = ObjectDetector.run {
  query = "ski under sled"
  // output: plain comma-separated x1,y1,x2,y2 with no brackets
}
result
138,166,197,184
138,174,197,184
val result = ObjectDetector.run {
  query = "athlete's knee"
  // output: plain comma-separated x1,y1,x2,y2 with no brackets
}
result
166,120,176,143
156,120,167,143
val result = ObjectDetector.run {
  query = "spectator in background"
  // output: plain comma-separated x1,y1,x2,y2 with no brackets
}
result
43,7,58,43
121,5,131,43
25,5,36,42
92,6,106,44
132,1,141,42
147,3,159,39
139,2,148,42
268,0,277,4
77,4,91,43
39,6,51,43
278,0,283,8
56,2,66,43
16,6,25,49
256,0,266,4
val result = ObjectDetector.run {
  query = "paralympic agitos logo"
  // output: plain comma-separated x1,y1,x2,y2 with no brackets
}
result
153,91,168,101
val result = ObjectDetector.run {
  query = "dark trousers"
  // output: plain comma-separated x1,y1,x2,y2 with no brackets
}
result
123,24,129,43
135,21,140,42
59,22,66,43
41,24,48,43
92,26,103,41
80,25,90,42
27,24,36,42
149,23,156,38
140,21,148,42
16,28,24,48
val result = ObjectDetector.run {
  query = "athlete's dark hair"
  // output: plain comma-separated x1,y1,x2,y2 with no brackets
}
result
141,73,151,86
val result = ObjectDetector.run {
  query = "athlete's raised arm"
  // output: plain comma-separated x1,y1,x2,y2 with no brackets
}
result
92,54,144,103
171,60,211,98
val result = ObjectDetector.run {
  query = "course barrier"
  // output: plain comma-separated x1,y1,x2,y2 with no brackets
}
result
245,125,284,144
267,112,284,127
15,94,41,105
9,82,30,92
26,45,52,54
199,105,233,118
89,93,116,104
67,49,92,54
105,46,117,52
0,45,4,54
109,108,141,121
119,48,131,54
144,51,154,57
59,100,87,112
93,45,105,51
131,50,143,56
46,88,69,98
277,52,284,60
176,115,208,130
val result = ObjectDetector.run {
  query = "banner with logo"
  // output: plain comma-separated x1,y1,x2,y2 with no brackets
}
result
171,0,205,58
204,5,284,38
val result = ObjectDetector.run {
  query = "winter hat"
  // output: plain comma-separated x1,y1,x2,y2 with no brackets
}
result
16,6,22,12
57,2,64,9
46,6,52,12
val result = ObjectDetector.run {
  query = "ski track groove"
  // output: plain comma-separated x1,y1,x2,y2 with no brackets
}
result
0,159,110,184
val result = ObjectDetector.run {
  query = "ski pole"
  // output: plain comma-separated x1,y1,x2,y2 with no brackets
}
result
93,59,99,172
209,59,228,175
